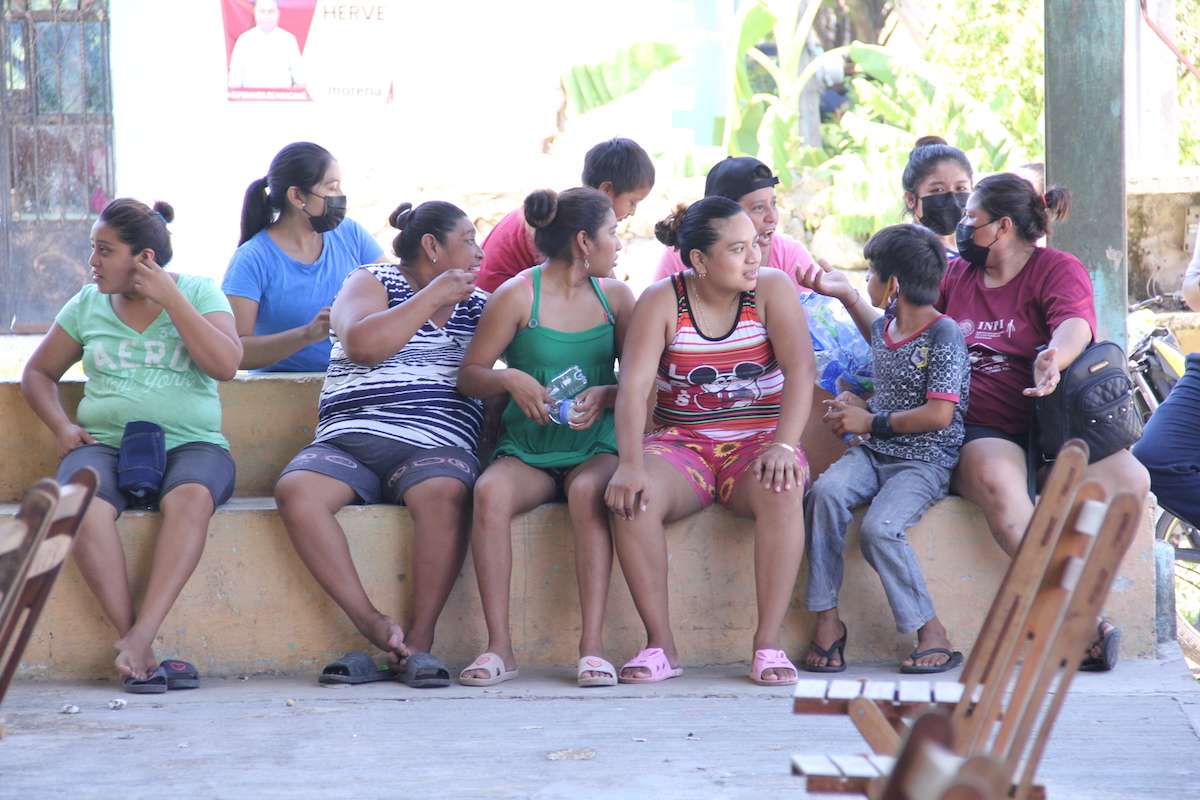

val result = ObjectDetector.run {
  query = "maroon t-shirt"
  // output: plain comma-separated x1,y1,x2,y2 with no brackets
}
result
935,248,1096,435
476,208,543,293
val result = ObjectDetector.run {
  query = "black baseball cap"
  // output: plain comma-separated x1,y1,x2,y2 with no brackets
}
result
704,157,779,201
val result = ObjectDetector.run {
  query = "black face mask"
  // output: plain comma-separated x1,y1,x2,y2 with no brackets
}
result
918,191,969,236
304,193,347,233
955,219,998,267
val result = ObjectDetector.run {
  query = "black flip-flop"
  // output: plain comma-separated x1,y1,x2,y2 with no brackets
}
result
160,659,200,690
399,652,450,688
1080,622,1121,672
318,651,396,685
900,647,964,674
801,622,848,673
124,665,169,694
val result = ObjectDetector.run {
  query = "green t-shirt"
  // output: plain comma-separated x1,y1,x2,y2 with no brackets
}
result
55,275,232,451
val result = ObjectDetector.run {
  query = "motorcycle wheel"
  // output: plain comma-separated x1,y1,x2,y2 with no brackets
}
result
1155,511,1200,666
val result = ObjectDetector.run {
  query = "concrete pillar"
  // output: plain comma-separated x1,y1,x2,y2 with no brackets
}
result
1044,0,1127,343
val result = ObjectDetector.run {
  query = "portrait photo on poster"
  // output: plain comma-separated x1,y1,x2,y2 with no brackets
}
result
222,0,315,101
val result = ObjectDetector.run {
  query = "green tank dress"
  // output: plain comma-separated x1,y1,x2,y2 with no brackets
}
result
491,267,618,469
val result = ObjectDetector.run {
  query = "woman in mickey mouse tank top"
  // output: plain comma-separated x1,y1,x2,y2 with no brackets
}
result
604,196,815,686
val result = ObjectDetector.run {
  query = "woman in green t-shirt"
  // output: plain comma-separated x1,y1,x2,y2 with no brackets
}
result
457,188,634,687
22,198,243,693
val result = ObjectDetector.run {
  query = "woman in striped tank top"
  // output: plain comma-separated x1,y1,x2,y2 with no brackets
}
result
605,196,815,685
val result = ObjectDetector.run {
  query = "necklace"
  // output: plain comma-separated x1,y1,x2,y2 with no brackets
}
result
689,275,738,337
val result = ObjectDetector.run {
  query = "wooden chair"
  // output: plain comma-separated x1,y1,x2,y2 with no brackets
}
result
791,489,1142,799
0,481,58,662
0,468,99,708
793,440,1092,756
872,711,1006,800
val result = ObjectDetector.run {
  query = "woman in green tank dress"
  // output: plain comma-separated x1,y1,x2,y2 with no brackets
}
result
457,188,634,687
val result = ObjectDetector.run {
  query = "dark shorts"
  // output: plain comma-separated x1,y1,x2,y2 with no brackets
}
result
962,424,1028,450
278,433,480,505
58,442,236,515
493,454,572,500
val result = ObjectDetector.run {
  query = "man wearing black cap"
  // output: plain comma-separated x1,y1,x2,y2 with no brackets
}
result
652,157,816,289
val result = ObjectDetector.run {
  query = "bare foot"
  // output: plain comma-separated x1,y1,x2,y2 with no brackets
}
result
1087,620,1116,661
901,618,955,669
114,635,158,681
364,615,408,668
463,648,516,681
805,612,846,669
618,646,678,681
579,652,611,681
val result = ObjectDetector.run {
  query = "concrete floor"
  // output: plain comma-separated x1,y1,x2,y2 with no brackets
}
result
1,646,1198,800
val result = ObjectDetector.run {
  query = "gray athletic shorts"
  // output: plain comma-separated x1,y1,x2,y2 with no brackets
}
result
278,433,480,505
58,441,236,515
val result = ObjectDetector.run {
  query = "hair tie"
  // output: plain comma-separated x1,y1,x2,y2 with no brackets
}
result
1040,194,1048,209
155,211,167,224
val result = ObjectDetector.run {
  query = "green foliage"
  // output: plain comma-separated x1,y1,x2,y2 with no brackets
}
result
922,0,1046,159
720,0,829,188
561,41,685,116
1176,0,1200,165
812,43,1034,237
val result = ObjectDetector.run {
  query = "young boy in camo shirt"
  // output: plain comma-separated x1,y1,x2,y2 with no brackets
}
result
802,223,970,675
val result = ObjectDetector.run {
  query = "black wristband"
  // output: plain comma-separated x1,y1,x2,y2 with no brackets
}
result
871,411,895,440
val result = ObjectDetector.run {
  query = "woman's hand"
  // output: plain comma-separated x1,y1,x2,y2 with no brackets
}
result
1025,347,1061,397
131,253,182,307
54,424,96,458
565,385,611,431
605,463,651,520
823,393,872,435
752,443,802,492
424,269,478,308
798,258,858,306
502,370,553,424
303,307,332,345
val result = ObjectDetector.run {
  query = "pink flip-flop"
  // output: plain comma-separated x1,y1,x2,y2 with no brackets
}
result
749,648,798,686
618,647,683,684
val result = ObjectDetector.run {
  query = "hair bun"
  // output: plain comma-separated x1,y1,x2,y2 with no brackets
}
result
523,189,558,229
913,135,949,149
654,202,689,248
152,200,175,223
389,202,415,230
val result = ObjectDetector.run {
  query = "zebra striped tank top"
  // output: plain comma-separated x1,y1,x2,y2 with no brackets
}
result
314,263,487,450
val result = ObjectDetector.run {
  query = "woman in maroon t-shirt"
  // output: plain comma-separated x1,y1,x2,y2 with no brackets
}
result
942,173,1147,671
801,171,1148,671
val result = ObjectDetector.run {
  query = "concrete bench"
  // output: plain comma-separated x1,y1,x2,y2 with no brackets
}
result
0,378,1155,680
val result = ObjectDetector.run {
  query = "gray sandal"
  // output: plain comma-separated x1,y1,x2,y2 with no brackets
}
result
400,652,450,688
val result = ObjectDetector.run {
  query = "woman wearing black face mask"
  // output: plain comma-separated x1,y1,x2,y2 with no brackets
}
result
901,136,972,256
800,135,973,337
222,142,386,372
937,173,1149,671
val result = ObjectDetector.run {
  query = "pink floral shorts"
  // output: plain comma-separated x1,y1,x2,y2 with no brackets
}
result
642,426,809,508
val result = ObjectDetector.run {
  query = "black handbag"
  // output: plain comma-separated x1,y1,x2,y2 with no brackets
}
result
1035,340,1143,463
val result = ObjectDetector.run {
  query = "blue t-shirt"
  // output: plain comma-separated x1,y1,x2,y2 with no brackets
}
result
221,219,384,372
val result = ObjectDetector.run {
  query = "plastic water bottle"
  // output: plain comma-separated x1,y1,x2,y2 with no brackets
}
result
545,365,588,425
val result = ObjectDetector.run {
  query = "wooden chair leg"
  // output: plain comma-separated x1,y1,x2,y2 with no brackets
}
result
850,695,903,755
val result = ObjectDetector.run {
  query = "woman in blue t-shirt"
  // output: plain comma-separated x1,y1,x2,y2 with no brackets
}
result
22,198,243,692
222,142,385,372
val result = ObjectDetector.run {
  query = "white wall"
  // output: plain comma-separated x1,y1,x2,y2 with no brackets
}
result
108,0,694,281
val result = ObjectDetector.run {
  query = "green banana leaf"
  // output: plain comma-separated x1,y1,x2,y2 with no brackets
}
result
562,41,687,116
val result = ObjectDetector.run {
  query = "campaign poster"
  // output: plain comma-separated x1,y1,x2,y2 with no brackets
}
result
222,0,393,103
